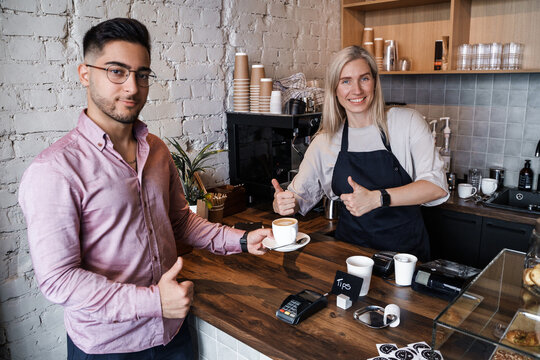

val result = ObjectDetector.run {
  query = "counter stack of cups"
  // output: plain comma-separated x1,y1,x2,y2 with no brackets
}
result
374,38,384,71
233,53,249,112
259,78,273,113
250,64,265,112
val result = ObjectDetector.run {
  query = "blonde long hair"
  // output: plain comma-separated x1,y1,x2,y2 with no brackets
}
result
319,46,388,142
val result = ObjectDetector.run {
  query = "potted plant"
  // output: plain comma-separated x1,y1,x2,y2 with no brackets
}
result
168,138,227,211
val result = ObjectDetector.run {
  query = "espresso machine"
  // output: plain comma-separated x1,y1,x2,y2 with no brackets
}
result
227,112,321,205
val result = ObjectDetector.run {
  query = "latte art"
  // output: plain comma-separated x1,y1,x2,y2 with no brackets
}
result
273,219,297,226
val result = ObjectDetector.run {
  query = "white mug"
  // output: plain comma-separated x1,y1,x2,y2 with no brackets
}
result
272,218,298,246
458,183,477,199
481,178,498,196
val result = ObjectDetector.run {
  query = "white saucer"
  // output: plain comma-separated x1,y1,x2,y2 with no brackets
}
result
263,232,310,252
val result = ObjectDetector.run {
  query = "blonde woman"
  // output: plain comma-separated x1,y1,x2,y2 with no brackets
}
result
272,46,449,260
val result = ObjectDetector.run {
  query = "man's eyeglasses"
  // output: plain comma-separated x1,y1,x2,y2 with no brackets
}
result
85,64,156,87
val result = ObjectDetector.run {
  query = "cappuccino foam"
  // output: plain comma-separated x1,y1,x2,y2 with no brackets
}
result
273,218,297,226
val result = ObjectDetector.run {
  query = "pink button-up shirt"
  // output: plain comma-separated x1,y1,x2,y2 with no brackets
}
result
18,111,244,354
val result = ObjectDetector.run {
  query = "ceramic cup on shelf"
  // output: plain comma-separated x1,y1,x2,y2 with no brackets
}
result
346,255,374,297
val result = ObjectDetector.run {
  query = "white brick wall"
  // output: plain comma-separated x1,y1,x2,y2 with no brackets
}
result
0,1,340,359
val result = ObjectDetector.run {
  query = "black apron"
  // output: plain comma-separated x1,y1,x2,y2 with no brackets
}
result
331,122,430,261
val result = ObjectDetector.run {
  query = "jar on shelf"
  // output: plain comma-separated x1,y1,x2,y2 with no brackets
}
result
523,218,540,296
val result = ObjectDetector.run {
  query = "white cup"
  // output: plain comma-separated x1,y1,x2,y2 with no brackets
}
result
458,183,477,199
270,90,282,114
393,253,417,286
271,218,298,246
346,255,374,296
384,304,400,327
481,178,498,196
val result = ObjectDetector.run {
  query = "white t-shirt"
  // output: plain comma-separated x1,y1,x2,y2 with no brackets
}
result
288,107,450,215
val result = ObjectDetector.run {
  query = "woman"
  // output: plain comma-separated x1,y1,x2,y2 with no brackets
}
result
272,46,449,261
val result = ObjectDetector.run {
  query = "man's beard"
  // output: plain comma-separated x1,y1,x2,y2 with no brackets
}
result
90,89,142,124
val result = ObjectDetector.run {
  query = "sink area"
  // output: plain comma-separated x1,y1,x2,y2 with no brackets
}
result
484,188,540,215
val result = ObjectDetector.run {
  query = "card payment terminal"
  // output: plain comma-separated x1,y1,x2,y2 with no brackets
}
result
276,289,328,325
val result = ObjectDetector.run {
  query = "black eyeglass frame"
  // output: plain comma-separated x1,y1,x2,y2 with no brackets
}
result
85,64,157,87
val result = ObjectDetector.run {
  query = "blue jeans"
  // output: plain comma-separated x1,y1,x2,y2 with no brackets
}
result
67,320,194,360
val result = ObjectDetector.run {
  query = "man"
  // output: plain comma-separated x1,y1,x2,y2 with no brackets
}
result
18,18,271,359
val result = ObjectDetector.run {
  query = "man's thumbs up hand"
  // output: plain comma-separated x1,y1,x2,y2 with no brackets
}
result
158,257,194,319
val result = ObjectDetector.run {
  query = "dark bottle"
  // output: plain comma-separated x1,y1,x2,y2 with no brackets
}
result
518,159,534,191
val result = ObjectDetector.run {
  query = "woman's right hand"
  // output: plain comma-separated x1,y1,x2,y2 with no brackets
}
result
271,179,297,215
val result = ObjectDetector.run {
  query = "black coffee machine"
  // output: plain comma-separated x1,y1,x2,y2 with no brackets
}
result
227,112,321,205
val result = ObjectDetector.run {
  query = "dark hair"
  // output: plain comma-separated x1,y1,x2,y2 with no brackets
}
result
83,18,151,59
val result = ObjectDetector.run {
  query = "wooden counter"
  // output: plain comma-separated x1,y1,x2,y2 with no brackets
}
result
181,207,449,360
439,190,538,226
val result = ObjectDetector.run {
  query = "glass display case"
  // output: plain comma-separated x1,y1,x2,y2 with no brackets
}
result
433,249,540,359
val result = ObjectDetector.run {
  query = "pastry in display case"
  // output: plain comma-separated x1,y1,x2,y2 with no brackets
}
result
433,249,540,359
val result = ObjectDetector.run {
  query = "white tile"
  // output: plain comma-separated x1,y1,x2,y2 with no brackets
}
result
217,342,238,360
237,341,261,360
217,327,238,350
198,317,217,338
198,331,218,360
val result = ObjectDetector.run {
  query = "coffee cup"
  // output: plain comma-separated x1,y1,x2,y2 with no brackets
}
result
346,255,374,296
272,218,298,246
393,253,417,286
458,183,477,199
481,178,498,196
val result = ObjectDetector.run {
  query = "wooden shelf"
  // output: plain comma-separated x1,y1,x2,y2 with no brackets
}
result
343,0,449,11
342,0,540,73
380,69,540,75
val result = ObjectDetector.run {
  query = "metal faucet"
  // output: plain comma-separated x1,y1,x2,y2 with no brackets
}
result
536,139,540,157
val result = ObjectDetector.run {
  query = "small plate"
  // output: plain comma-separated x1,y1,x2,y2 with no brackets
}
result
263,232,310,252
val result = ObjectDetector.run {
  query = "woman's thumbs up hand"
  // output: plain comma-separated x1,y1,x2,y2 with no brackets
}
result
340,176,381,217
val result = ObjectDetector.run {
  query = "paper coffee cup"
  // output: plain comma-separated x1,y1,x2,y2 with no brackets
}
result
393,253,417,286
346,256,374,296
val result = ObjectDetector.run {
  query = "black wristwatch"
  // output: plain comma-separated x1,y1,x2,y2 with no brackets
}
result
240,231,249,253
380,189,391,208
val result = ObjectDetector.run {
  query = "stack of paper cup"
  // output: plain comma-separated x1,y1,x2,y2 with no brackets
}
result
250,64,265,112
362,27,374,44
259,78,272,113
233,53,249,112
363,42,374,57
270,90,282,114
374,38,384,71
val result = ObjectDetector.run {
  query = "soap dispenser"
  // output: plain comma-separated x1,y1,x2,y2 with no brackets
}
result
429,119,438,146
439,117,451,173
518,159,534,191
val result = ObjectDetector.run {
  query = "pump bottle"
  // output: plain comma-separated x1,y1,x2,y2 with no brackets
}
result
439,117,451,173
429,119,437,144
518,159,534,191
